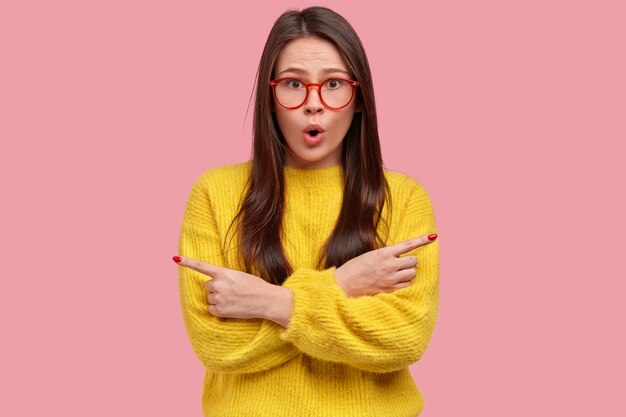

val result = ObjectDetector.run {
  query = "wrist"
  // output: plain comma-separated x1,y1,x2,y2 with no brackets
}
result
263,285,294,328
334,266,350,296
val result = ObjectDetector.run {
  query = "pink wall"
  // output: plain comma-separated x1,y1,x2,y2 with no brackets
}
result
1,0,624,415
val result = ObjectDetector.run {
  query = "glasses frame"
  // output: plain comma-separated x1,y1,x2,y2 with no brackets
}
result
269,77,360,110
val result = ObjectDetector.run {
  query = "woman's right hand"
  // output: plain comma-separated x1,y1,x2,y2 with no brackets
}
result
334,234,438,297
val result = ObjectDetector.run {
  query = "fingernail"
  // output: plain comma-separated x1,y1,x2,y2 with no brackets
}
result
173,256,182,263
428,234,438,241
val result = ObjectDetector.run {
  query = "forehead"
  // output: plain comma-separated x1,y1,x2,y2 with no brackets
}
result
275,37,350,77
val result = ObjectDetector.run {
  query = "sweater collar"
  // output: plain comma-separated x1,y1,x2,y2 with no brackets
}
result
283,163,344,190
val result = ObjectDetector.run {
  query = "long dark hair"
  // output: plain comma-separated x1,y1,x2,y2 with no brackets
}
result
225,6,392,285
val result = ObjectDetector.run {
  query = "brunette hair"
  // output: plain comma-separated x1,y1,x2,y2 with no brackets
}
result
225,6,392,285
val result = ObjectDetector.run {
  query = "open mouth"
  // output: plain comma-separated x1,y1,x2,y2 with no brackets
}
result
304,130,324,145
303,124,325,144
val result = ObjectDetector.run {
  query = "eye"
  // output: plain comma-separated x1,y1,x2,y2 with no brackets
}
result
286,79,303,89
324,79,344,89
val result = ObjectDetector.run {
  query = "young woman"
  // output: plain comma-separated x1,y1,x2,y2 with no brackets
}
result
173,6,439,417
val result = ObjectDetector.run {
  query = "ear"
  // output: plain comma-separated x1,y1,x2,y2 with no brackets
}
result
355,100,363,113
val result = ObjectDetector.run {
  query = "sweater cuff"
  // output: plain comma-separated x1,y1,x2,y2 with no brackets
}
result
279,267,340,344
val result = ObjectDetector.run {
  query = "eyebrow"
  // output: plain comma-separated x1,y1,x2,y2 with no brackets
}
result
277,67,351,76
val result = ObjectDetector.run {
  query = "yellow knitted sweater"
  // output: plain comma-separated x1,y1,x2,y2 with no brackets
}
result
177,160,439,417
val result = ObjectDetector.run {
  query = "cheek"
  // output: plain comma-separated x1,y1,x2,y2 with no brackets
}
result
336,111,356,134
275,109,297,135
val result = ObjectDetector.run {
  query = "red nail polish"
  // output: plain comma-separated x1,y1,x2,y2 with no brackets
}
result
173,256,182,263
428,234,438,241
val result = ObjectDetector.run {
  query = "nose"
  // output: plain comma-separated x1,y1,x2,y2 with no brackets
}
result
303,85,324,113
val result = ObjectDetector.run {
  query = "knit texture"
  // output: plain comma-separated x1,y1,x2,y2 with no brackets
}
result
178,160,439,417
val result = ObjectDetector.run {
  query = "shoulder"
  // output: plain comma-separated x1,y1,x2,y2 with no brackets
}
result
192,160,252,192
384,167,429,196
383,168,434,214
184,161,252,215
196,160,252,183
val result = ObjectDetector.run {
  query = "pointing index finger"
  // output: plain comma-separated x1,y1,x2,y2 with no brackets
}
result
387,233,438,257
173,255,221,277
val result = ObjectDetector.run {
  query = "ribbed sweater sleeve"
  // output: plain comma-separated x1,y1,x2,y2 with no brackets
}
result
279,179,439,373
178,173,299,374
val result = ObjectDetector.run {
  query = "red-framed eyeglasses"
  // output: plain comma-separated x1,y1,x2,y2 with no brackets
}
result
269,77,360,110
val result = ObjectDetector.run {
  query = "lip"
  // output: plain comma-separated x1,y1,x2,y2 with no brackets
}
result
302,123,326,134
304,131,325,145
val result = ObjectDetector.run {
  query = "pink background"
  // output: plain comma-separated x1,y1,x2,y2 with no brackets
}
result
1,0,624,415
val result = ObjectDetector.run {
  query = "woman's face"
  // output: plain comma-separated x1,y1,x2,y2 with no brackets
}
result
272,36,361,169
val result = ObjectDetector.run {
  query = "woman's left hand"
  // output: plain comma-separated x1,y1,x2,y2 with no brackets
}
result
175,256,275,320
